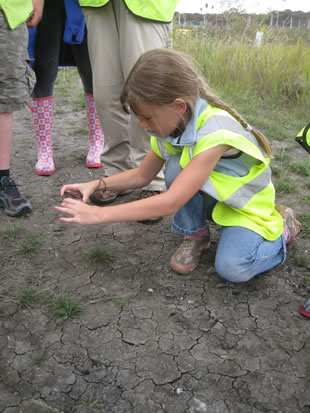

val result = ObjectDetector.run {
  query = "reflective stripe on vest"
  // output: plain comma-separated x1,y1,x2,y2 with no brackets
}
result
78,0,178,22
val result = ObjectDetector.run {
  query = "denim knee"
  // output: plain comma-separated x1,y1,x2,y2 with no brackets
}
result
215,256,254,283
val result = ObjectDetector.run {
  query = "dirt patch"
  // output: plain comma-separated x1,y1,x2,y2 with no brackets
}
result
1,69,310,412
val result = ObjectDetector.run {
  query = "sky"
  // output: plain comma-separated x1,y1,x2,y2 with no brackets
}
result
176,0,310,14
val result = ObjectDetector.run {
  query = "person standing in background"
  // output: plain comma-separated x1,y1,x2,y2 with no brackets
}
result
0,0,43,217
79,0,179,205
295,123,310,318
29,0,104,176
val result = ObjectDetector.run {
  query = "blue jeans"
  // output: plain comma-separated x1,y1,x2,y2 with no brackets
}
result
164,155,286,283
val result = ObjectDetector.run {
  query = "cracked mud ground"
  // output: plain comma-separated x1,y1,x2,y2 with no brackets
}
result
0,70,310,413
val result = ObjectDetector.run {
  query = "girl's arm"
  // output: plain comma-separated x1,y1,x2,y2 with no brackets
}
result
60,150,165,202
56,145,229,225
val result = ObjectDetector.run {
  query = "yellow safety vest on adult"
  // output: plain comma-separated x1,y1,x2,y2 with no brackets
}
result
79,0,179,23
295,123,310,154
0,0,33,29
151,101,283,241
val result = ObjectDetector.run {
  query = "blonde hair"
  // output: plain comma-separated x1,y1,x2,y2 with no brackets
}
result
120,48,272,157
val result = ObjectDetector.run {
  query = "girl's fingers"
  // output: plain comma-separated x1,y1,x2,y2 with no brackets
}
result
55,205,76,215
60,217,77,223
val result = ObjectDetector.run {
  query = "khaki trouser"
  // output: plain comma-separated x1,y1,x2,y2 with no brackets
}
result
83,1,170,190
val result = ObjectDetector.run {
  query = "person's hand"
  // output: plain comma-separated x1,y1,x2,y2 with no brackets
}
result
55,198,102,225
27,0,44,28
60,181,99,203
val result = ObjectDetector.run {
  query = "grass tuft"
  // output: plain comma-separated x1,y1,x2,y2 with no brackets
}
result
47,294,85,319
298,213,310,236
275,178,296,194
85,247,114,265
293,255,309,268
18,288,42,309
16,234,41,255
2,224,23,239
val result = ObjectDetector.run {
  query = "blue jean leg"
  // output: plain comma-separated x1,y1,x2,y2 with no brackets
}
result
164,155,216,236
164,154,286,282
215,226,286,282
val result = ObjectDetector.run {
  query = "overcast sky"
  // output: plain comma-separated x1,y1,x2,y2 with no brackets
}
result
176,0,309,14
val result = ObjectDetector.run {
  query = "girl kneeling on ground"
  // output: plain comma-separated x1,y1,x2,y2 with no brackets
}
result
56,48,301,282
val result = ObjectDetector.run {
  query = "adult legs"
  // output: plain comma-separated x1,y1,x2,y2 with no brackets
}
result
0,113,13,171
72,30,104,168
83,0,170,190
0,13,34,216
31,0,65,175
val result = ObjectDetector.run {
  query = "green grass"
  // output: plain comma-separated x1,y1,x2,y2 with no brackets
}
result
18,288,42,309
55,108,65,115
69,152,85,161
300,195,310,204
73,127,88,135
2,224,24,239
303,274,310,283
298,213,310,236
47,294,85,319
16,234,41,255
275,178,296,194
288,161,310,177
173,27,310,110
116,298,128,309
294,256,309,268
31,352,44,366
85,247,114,265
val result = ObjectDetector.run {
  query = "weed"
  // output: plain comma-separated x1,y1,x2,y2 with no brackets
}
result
299,195,310,204
47,294,85,319
288,161,310,177
2,223,23,239
16,234,41,255
31,351,44,366
298,213,310,235
294,255,309,268
84,399,98,407
303,274,310,283
73,127,88,135
55,108,65,115
18,288,41,309
270,166,282,178
116,298,128,309
54,223,69,232
74,91,85,108
275,178,296,194
70,153,85,161
85,247,114,265
274,152,291,163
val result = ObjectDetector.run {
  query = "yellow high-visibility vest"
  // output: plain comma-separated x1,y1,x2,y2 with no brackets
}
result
0,0,33,30
296,123,310,154
79,0,178,23
151,103,283,241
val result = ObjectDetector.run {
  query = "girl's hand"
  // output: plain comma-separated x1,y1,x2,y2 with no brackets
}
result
60,181,98,203
55,198,102,225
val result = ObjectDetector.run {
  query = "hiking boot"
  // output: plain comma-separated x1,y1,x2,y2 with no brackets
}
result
0,176,32,217
275,204,302,246
170,228,211,275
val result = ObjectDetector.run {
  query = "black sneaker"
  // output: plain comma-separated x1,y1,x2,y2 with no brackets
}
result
0,176,32,217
